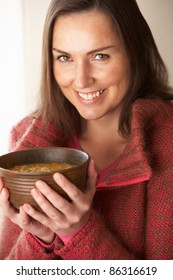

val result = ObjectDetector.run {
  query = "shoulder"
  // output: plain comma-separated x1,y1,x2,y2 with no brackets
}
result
132,98,173,170
132,98,173,135
132,98,173,124
9,114,62,151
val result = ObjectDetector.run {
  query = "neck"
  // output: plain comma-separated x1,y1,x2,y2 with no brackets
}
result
80,109,120,140
79,113,128,172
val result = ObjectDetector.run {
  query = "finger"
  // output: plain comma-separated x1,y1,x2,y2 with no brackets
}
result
22,205,55,243
18,206,30,227
53,160,97,207
35,180,64,205
0,187,7,207
0,188,16,213
32,181,72,220
53,171,93,215
27,190,74,234
0,180,19,221
0,177,3,191
85,159,97,197
22,203,48,225
88,159,97,179
53,172,83,203
0,187,9,202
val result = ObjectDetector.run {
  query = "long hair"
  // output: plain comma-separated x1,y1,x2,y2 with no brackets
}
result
37,0,173,140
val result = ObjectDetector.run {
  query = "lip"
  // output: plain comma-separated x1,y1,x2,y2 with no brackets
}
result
75,89,106,104
77,89,104,94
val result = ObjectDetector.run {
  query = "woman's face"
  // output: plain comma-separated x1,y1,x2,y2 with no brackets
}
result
52,10,130,121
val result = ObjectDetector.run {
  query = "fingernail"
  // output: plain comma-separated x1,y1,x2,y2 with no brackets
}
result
23,204,30,211
35,180,43,188
54,173,63,181
31,188,40,197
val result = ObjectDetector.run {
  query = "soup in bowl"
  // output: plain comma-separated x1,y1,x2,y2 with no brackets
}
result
0,147,89,211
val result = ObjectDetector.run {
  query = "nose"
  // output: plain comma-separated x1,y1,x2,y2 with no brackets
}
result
73,60,94,89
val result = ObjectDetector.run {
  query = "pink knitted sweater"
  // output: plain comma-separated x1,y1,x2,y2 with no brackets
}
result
0,98,173,259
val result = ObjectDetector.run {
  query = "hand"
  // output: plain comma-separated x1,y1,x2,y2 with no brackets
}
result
0,177,55,244
22,159,97,242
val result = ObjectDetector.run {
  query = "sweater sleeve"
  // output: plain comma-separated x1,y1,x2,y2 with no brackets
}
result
0,205,138,260
145,168,173,259
0,217,58,260
53,210,137,260
52,169,173,260
8,114,62,152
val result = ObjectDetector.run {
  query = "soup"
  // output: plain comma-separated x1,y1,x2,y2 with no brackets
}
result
10,162,75,173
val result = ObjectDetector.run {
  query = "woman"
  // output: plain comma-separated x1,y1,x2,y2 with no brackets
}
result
0,0,173,259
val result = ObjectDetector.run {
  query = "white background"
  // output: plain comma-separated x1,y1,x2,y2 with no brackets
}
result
0,260,173,279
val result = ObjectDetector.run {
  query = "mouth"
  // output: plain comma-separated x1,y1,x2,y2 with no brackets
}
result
78,89,105,101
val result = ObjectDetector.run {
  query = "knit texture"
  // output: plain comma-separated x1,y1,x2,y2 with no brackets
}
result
0,98,173,259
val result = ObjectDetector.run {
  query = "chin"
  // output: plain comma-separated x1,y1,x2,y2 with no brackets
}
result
79,112,101,121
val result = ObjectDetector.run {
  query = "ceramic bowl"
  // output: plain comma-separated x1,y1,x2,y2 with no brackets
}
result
0,147,89,211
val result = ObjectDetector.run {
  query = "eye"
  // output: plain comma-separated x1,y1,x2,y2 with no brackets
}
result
94,53,110,61
57,55,72,62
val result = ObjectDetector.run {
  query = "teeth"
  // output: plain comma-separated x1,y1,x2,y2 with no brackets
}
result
79,89,104,100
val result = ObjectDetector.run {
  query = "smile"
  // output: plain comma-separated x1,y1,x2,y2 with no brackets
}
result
78,89,104,101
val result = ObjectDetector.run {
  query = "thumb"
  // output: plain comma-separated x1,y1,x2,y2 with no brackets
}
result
85,159,97,196
0,177,4,191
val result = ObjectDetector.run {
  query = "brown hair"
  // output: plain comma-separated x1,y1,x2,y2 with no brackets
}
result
37,0,173,140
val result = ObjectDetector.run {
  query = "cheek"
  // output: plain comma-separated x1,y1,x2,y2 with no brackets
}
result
53,66,71,87
53,67,72,101
97,57,128,86
107,62,129,88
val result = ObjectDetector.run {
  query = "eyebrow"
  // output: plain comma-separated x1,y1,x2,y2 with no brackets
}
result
52,45,115,55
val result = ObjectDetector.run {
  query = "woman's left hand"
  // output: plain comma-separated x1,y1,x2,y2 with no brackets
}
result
22,159,97,242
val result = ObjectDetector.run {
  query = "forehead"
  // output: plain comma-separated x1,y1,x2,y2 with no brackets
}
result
52,10,120,49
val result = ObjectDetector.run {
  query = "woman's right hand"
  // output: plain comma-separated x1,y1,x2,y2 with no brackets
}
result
0,178,55,244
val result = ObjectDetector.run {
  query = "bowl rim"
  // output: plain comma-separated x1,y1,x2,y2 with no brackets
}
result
0,147,89,175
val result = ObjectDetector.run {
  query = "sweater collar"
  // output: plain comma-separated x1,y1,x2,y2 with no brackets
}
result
99,136,152,188
97,100,153,188
72,132,152,189
71,100,153,188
